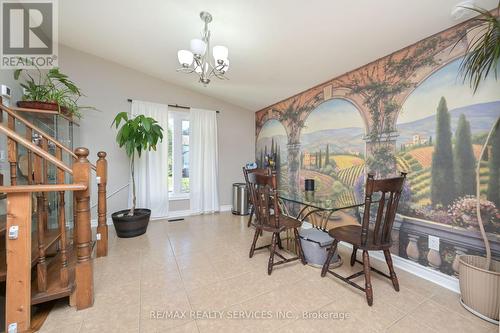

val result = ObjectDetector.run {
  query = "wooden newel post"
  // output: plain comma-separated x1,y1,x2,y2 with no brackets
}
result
72,147,94,310
96,151,108,257
5,192,32,332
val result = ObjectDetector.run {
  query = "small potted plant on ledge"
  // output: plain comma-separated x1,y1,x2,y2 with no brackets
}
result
14,64,92,118
111,111,164,238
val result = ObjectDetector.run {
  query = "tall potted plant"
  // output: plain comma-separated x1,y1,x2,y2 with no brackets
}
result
111,111,164,238
455,3,500,323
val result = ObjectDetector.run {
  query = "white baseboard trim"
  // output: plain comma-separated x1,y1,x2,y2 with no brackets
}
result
339,243,460,294
166,210,193,219
90,207,234,226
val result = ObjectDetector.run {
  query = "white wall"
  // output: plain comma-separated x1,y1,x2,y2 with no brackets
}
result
0,45,255,218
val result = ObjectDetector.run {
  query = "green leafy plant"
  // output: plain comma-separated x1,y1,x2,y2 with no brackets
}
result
112,112,164,216
14,64,92,118
457,4,500,93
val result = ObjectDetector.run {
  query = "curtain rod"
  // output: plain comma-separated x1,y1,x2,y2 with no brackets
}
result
127,99,220,113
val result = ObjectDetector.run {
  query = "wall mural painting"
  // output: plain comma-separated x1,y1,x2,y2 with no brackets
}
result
255,19,500,276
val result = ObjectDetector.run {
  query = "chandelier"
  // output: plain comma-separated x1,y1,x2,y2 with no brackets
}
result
177,11,229,85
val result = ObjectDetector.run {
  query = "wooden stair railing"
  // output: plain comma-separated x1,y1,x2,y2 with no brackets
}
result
0,102,108,257
2,149,94,332
0,103,109,331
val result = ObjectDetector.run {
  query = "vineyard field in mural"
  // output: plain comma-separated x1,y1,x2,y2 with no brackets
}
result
255,17,500,276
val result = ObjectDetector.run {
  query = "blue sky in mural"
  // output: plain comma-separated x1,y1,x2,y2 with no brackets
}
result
398,58,500,124
257,119,287,139
302,99,365,134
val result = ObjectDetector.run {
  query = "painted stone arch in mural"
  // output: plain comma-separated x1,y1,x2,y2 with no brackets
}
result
298,97,367,200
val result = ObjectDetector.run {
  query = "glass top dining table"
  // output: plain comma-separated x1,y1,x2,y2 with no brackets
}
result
279,189,364,211
277,189,365,227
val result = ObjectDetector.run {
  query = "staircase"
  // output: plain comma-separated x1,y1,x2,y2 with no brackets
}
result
0,100,108,332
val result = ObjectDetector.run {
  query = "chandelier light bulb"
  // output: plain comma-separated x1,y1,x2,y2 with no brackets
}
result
190,38,207,56
177,50,194,66
213,45,229,62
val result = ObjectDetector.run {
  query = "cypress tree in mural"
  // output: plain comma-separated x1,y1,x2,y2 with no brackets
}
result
319,150,323,169
454,114,476,196
487,127,500,207
431,97,455,207
325,144,330,166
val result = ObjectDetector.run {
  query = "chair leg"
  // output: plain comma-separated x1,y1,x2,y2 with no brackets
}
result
277,232,283,250
247,207,254,227
383,249,399,292
362,250,373,306
321,239,338,277
293,228,306,265
268,232,278,275
350,246,357,266
249,227,260,258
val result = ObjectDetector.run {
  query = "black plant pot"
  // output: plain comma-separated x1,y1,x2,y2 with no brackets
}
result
111,208,151,238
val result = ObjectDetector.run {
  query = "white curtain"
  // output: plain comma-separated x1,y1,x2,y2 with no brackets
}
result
129,100,169,219
189,108,219,214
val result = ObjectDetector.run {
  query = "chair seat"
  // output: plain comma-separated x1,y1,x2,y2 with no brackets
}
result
254,215,301,232
329,225,392,250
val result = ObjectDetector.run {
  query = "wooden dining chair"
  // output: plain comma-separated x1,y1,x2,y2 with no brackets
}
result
242,167,270,227
247,171,306,275
321,172,407,306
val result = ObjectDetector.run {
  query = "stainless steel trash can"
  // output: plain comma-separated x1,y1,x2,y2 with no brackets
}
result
232,183,249,215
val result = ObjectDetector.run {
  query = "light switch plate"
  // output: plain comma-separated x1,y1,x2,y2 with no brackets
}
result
428,235,440,251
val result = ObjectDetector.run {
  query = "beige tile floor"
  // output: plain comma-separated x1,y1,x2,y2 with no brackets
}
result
39,212,498,333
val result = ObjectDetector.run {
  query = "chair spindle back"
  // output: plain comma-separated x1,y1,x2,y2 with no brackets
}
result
247,171,280,229
361,172,407,247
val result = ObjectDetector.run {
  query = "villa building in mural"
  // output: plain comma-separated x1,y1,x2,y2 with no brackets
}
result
255,17,500,276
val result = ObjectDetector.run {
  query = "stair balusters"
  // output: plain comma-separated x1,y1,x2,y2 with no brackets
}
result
7,114,16,185
35,138,47,292
56,146,69,287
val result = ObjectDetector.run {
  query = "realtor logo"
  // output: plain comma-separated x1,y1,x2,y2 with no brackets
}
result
1,0,58,68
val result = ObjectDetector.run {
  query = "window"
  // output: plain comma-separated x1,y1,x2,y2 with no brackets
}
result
168,111,190,198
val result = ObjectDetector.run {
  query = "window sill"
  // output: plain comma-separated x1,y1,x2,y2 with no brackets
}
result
169,193,190,201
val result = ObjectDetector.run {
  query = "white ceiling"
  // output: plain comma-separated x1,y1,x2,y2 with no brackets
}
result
59,0,499,111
